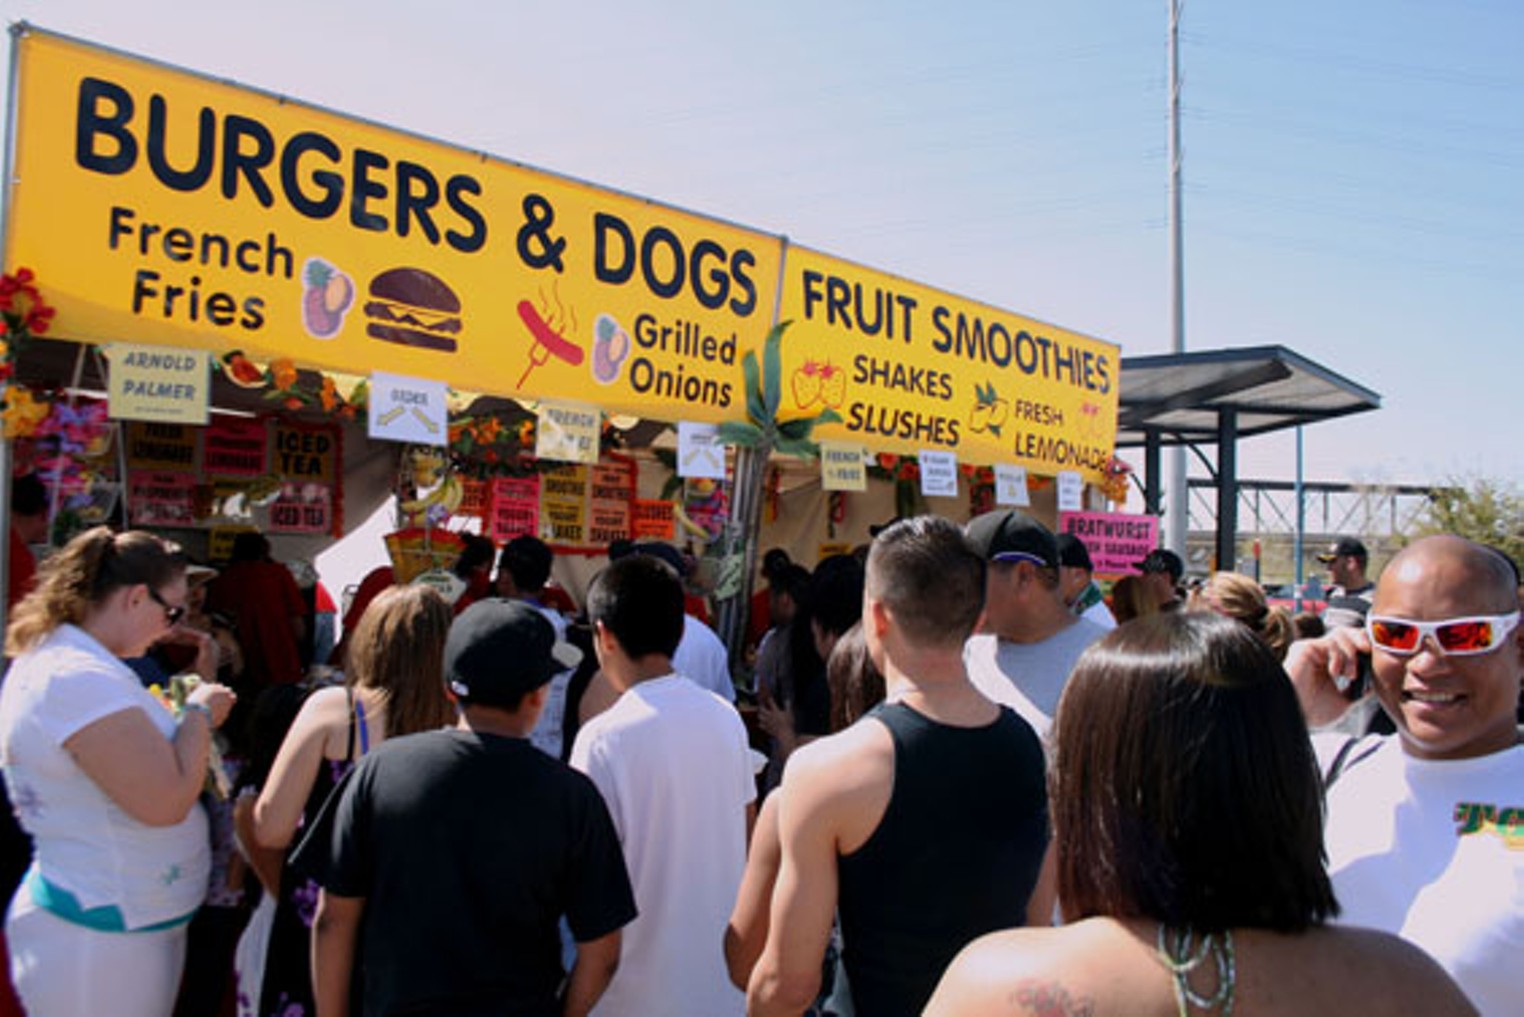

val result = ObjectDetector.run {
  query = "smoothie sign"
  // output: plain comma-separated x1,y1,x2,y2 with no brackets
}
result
4,28,781,425
777,248,1120,483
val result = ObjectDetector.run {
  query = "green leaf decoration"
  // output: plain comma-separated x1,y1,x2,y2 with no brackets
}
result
717,421,766,448
742,351,765,425
815,407,843,428
777,417,812,441
762,320,790,420
774,436,821,459
659,473,683,501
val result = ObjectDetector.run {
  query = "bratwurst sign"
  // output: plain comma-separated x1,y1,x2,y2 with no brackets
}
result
778,248,1120,482
4,28,780,424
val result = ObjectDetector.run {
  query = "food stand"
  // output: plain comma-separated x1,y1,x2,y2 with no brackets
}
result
0,24,1125,658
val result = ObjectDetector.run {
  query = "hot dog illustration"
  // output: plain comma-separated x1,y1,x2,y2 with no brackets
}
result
517,299,585,388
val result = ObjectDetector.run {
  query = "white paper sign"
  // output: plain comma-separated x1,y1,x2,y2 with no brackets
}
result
995,464,1030,507
368,372,448,446
535,401,601,464
918,450,958,498
1057,470,1084,512
678,422,727,479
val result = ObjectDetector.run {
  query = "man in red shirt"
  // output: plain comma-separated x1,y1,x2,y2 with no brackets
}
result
206,531,307,687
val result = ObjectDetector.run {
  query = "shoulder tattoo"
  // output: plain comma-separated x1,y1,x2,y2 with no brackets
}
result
1011,980,1097,1017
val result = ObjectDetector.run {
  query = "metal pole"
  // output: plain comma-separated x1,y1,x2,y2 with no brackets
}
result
1293,424,1305,612
1165,0,1188,559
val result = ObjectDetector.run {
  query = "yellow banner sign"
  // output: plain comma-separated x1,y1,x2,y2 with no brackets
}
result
776,248,1121,482
5,29,781,424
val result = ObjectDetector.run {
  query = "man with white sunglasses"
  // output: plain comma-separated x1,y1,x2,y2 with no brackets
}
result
1286,534,1521,1017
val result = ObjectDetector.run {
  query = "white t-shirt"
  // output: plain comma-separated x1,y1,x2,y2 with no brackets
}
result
673,615,734,702
964,618,1108,738
1325,736,1523,1017
0,624,210,929
571,675,755,1017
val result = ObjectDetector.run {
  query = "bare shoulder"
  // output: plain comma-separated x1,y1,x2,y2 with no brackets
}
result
775,720,894,842
1297,927,1478,1015
926,921,1153,1017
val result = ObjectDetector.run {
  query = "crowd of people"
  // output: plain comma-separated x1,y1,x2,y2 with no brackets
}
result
0,492,1518,1016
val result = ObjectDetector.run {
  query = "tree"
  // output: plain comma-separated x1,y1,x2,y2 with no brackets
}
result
1412,477,1524,565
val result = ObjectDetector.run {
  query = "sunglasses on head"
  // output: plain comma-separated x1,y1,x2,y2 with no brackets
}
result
1366,611,1519,656
147,587,186,626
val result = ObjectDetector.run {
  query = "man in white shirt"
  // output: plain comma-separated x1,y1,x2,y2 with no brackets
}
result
571,554,756,1017
963,510,1107,739
1287,535,1521,1017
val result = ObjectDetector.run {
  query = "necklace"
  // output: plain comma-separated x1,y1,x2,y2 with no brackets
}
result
1156,925,1236,1017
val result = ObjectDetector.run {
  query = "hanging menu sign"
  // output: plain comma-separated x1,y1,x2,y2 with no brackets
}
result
127,470,197,527
272,422,339,483
124,421,198,471
490,476,542,541
268,482,333,534
540,464,588,545
587,457,635,546
204,415,268,476
631,499,676,541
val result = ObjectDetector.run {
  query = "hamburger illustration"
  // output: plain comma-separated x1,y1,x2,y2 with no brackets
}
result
364,267,463,352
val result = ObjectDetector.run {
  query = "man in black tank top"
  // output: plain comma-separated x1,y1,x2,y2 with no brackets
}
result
747,517,1053,1017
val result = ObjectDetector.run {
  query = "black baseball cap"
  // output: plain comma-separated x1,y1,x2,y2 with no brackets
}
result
445,600,582,708
1055,533,1094,572
965,510,1059,569
1316,537,1368,564
1135,548,1184,582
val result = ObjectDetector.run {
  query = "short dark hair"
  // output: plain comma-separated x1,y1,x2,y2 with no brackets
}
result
499,535,553,593
11,474,47,517
866,516,985,648
1052,612,1338,933
806,554,865,640
587,554,685,660
230,531,270,563
770,563,812,605
452,533,497,580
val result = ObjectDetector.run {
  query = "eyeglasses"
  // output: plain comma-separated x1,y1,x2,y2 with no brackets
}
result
1366,612,1520,657
147,587,186,626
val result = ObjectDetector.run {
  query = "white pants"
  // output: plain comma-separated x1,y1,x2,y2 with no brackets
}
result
6,882,188,1017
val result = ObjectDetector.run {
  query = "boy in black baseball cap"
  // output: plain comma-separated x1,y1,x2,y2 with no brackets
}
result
295,600,634,1017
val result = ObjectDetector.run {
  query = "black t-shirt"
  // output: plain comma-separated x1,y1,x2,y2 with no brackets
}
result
293,728,636,1017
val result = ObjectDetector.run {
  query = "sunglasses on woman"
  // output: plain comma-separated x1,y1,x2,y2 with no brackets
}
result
1366,611,1520,656
147,587,186,626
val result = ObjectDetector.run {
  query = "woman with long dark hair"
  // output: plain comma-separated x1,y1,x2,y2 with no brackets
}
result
250,584,454,1017
926,613,1475,1017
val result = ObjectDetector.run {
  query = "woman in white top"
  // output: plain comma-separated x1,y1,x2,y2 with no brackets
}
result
247,583,454,1017
0,526,236,1017
925,613,1476,1017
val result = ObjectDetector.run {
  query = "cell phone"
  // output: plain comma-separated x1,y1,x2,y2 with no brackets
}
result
1348,652,1374,700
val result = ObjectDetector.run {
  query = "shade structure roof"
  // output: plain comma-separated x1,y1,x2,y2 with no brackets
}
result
1115,345,1380,447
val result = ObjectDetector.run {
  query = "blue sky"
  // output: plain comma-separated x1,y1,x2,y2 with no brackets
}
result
3,0,1520,488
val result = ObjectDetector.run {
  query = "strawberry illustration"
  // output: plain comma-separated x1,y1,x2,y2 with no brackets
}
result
792,360,822,408
818,360,847,408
